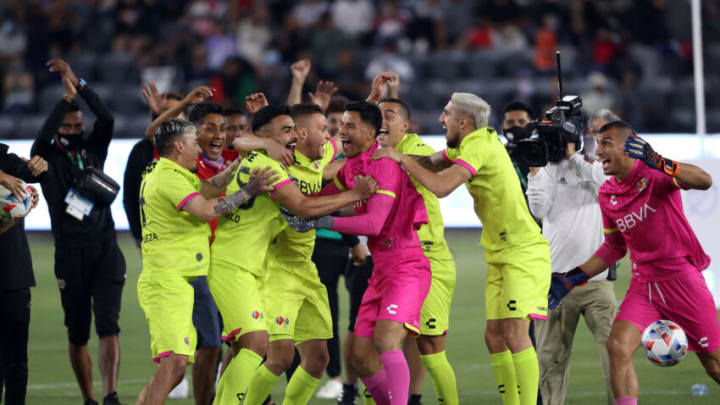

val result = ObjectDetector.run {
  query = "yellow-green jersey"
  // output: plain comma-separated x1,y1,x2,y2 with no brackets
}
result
443,127,545,251
211,150,291,275
396,133,453,261
266,140,340,267
139,157,211,276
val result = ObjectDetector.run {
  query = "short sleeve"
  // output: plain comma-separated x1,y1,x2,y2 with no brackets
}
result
323,139,340,164
651,169,686,196
333,160,350,191
453,135,485,176
159,170,202,211
367,158,402,199
407,139,436,157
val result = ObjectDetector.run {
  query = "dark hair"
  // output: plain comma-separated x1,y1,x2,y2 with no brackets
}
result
67,99,81,112
166,92,183,102
503,101,535,120
345,101,382,134
154,118,196,156
378,97,411,120
289,103,324,121
224,107,247,117
326,96,349,116
599,120,636,135
251,105,291,133
188,102,224,124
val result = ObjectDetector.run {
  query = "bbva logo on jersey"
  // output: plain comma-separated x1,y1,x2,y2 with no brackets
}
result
615,203,656,232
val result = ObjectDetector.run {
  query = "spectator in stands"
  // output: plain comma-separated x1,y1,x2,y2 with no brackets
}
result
31,58,125,405
332,0,375,39
581,72,615,119
2,69,34,113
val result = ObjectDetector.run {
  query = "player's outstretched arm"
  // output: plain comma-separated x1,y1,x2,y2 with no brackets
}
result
322,158,346,181
183,166,278,221
232,135,294,168
200,160,240,198
274,175,377,219
373,147,468,197
625,136,712,190
145,86,214,140
548,255,609,309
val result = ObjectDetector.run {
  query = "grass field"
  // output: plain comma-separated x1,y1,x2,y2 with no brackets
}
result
22,229,717,404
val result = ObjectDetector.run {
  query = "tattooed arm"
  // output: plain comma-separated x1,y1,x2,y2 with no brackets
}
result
183,166,278,221
200,160,240,198
408,153,452,172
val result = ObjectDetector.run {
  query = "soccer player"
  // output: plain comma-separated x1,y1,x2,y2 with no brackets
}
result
209,105,377,405
548,121,719,405
283,101,432,405
372,96,459,405
135,118,277,405
241,103,342,405
374,93,551,405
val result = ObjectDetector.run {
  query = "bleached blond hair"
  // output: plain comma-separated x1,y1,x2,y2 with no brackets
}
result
451,92,492,129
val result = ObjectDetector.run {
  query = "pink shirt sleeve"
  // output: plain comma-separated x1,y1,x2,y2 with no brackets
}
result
368,158,402,198
594,208,628,266
331,193,394,236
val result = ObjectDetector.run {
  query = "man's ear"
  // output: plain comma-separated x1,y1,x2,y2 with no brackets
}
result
297,126,308,141
402,119,411,132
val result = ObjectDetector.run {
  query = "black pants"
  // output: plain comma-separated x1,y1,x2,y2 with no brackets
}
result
312,238,350,379
0,288,30,405
54,238,126,345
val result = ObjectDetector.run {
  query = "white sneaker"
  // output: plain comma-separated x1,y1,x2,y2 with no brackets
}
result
168,377,189,399
316,379,343,399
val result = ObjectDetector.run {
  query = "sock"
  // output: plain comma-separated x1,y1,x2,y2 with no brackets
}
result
408,393,422,405
512,348,539,405
616,398,638,405
420,351,458,405
281,366,320,405
361,369,389,405
379,350,410,405
363,387,377,405
244,365,280,405
490,350,519,405
214,348,263,405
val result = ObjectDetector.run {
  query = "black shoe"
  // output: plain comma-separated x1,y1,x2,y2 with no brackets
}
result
84,400,99,405
408,393,423,405
103,392,124,405
337,383,358,405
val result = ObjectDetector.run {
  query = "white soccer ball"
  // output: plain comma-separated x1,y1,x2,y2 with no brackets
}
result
642,319,688,367
0,183,32,224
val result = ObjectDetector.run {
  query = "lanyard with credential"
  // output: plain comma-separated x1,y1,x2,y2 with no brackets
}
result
67,151,85,170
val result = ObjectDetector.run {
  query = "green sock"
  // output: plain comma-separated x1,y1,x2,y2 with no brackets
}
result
363,387,377,405
512,348,539,405
244,365,281,405
214,348,263,405
281,366,320,405
420,351,458,405
490,350,519,405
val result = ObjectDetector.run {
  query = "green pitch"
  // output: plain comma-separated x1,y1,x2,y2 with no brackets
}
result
23,230,716,404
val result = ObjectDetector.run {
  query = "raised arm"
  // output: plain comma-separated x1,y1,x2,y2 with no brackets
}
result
32,74,77,158
232,134,294,168
287,59,311,106
182,166,277,221
145,87,214,140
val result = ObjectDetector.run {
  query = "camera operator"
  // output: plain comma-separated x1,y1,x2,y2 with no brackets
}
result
31,58,126,405
525,108,620,405
0,147,45,405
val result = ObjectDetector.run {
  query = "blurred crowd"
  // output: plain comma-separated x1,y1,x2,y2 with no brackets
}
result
2,0,720,136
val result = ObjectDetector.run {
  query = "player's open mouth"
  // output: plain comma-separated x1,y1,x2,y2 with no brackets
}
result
341,138,351,148
286,138,297,151
377,129,389,141
600,157,610,168
209,139,224,155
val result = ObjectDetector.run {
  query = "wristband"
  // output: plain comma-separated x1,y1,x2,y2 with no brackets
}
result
661,158,679,177
567,266,590,287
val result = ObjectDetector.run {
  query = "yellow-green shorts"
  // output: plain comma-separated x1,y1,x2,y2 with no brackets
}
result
207,262,267,342
485,241,551,321
137,271,197,363
419,255,456,336
263,260,333,344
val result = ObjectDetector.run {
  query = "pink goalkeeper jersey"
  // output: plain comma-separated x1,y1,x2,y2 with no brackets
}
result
595,160,710,281
332,142,428,261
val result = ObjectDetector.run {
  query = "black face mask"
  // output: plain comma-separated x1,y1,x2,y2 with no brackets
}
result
503,125,533,142
58,131,84,149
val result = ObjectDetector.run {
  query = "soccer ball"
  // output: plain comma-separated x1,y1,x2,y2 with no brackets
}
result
0,183,32,224
641,320,688,367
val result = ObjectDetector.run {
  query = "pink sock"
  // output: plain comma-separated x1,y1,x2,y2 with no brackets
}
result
616,397,638,405
379,350,410,405
361,368,390,405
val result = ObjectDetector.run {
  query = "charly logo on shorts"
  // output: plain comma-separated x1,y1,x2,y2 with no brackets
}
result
386,304,398,315
275,317,290,328
57,279,66,289
251,311,263,321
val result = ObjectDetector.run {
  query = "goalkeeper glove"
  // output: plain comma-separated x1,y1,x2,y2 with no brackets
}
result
624,136,679,176
280,207,334,233
548,266,589,310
